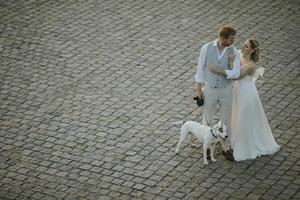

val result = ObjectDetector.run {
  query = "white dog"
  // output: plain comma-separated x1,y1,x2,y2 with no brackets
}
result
175,121,228,165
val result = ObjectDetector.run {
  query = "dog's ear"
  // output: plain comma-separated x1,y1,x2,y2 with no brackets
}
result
218,127,223,133
218,121,222,127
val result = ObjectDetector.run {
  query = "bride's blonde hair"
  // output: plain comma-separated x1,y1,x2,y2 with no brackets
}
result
249,38,260,63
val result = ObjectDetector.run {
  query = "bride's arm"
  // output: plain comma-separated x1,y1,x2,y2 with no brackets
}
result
237,62,256,79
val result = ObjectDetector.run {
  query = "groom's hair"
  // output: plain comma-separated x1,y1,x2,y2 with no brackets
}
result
218,25,236,39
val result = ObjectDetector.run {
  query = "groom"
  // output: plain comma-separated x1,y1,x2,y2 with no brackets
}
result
195,25,240,161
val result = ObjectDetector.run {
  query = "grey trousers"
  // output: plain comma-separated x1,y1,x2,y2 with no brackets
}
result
203,84,233,151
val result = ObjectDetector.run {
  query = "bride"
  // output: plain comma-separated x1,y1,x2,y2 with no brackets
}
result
208,38,280,161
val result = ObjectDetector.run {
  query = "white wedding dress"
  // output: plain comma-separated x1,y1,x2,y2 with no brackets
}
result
231,66,280,161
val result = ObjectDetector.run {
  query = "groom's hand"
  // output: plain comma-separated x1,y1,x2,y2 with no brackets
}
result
208,66,226,75
196,83,204,99
208,66,219,73
196,90,204,99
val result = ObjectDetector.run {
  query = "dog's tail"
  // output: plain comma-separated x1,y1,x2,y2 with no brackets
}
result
171,120,185,126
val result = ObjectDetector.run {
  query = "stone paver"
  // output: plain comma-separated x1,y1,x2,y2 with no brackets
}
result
0,0,299,199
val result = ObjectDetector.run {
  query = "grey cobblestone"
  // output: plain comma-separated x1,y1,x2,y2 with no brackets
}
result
1,0,299,199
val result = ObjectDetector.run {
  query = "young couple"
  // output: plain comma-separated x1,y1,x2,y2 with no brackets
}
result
195,25,280,161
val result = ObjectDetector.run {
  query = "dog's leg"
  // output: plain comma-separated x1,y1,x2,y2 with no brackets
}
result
210,142,217,162
189,134,196,148
175,127,188,154
203,145,208,165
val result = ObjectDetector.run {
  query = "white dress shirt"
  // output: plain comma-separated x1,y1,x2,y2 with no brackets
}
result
195,39,241,84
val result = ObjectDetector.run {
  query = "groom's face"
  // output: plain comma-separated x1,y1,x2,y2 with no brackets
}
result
221,35,235,47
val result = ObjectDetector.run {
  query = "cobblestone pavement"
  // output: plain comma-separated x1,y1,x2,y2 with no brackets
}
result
1,0,299,199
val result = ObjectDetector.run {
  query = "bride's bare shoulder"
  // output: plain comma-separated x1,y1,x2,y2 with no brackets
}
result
242,61,256,68
240,61,256,77
248,62,257,75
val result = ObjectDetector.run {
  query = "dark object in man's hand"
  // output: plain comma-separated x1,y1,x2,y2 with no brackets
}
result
193,96,204,107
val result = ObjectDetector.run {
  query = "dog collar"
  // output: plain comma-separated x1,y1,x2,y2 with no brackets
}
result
210,129,218,138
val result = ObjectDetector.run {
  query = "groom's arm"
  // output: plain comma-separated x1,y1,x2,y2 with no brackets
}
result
195,44,208,97
195,44,208,84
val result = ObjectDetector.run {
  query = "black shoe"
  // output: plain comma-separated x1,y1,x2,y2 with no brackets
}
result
223,150,234,161
207,148,211,160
